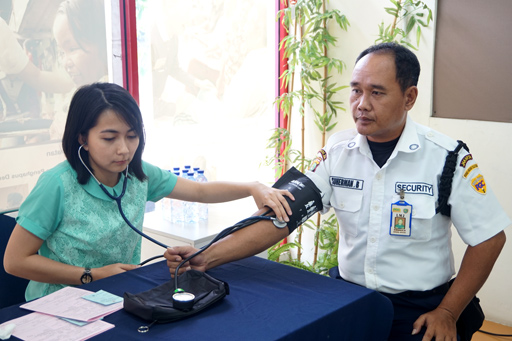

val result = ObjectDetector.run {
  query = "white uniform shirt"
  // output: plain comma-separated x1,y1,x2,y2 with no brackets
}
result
306,115,510,294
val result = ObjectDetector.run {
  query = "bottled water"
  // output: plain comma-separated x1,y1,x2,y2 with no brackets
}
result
162,170,172,221
171,171,184,223
184,171,198,223
196,170,208,221
145,201,155,213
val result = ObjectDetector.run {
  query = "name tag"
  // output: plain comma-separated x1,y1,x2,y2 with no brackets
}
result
390,200,413,237
330,177,364,190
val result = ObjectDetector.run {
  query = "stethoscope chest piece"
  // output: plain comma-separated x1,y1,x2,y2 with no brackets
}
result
172,289,195,311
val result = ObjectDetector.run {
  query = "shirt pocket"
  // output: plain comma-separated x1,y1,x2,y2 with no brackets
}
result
390,195,436,242
331,188,363,237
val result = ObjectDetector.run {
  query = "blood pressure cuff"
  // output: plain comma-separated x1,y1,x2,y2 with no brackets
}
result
272,167,323,233
123,270,229,323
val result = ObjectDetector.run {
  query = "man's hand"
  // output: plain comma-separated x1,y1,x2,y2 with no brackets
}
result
412,307,457,341
164,246,205,277
413,231,506,340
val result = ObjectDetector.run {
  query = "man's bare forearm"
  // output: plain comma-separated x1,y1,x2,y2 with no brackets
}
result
203,219,290,270
438,231,506,319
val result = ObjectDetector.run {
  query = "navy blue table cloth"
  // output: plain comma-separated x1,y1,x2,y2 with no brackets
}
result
0,256,393,340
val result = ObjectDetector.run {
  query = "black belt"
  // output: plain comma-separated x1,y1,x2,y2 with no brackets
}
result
385,282,450,298
329,267,451,298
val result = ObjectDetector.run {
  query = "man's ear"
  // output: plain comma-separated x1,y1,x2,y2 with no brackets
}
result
404,86,418,111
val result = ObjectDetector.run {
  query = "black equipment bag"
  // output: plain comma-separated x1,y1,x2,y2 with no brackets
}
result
123,270,229,323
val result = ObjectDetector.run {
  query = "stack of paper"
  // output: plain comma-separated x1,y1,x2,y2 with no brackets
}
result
0,287,123,341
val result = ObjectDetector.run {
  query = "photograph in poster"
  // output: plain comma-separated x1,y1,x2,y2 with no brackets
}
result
0,0,112,213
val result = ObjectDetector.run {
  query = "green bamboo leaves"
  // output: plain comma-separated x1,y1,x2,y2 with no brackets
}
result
268,0,350,177
376,0,433,50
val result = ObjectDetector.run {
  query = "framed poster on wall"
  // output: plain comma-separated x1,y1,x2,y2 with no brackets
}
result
0,0,122,213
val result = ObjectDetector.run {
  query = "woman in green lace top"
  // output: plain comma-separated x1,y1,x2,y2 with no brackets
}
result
4,82,293,301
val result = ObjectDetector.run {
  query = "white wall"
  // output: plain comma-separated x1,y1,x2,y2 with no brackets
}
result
295,0,511,326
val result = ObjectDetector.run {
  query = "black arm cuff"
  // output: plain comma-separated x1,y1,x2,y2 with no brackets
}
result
272,167,323,234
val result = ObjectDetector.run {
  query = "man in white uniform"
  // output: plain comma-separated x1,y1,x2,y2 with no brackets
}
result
165,43,509,340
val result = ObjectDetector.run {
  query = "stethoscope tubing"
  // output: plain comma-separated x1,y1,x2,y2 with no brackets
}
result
78,145,171,250
78,145,277,273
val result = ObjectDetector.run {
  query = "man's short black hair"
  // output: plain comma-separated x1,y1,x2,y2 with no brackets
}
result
356,42,420,93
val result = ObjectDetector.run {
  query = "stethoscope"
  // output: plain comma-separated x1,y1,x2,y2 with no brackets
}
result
78,144,287,311
78,145,170,251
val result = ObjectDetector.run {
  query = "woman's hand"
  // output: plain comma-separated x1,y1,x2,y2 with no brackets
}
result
249,183,294,222
92,263,139,281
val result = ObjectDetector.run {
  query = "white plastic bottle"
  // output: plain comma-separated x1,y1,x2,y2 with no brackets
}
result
184,170,198,223
171,171,184,223
162,170,172,221
196,170,208,221
193,167,200,180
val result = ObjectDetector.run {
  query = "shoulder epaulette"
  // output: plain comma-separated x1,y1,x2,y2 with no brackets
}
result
326,129,357,150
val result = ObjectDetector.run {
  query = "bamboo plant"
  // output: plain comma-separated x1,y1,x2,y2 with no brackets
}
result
376,0,433,49
265,0,349,275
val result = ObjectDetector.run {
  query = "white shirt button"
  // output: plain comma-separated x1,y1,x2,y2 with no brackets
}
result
373,205,379,211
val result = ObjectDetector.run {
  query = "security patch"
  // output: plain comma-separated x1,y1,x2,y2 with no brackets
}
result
395,182,434,196
463,164,478,179
460,154,473,168
309,149,327,172
471,174,486,194
330,177,364,190
309,157,321,172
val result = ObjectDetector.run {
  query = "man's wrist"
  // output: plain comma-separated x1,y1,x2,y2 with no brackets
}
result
437,304,460,321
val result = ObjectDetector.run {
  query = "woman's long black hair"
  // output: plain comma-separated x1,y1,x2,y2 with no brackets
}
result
62,82,147,184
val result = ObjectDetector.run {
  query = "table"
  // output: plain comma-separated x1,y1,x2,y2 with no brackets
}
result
142,206,229,249
141,199,268,261
0,257,393,340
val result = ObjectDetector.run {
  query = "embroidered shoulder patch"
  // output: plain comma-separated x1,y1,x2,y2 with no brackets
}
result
471,174,486,194
463,164,478,179
309,149,327,172
460,154,473,168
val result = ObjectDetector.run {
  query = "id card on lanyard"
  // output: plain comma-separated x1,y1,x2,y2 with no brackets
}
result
390,189,413,237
